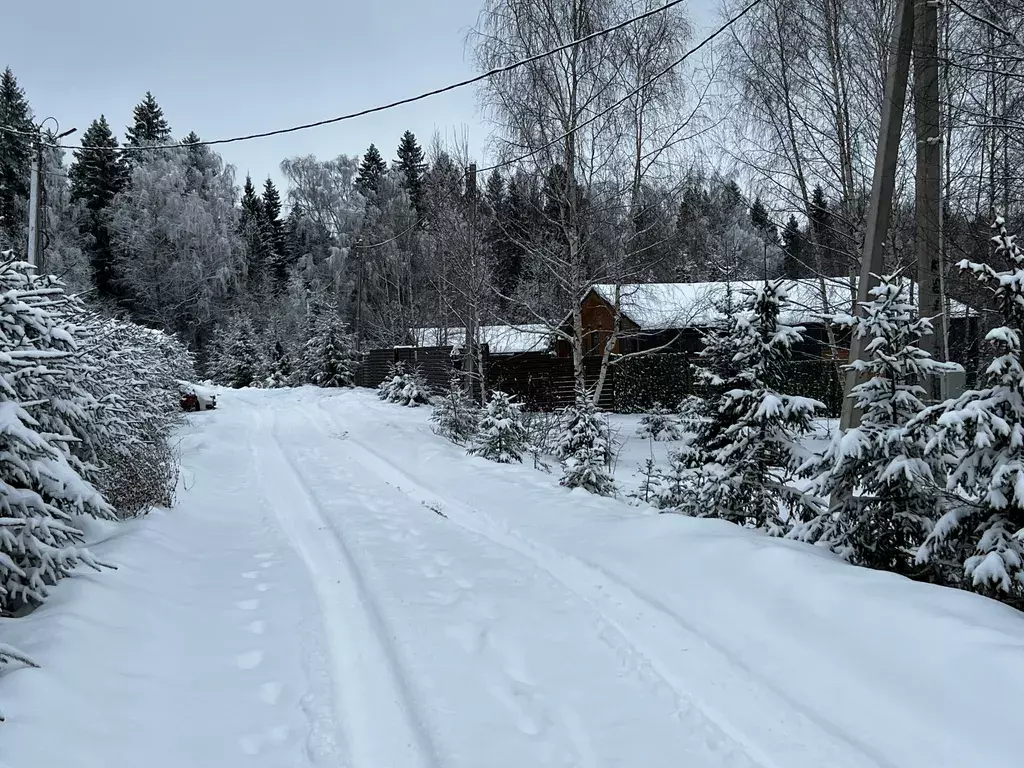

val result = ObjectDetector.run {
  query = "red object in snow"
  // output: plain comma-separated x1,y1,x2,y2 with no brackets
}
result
180,393,200,412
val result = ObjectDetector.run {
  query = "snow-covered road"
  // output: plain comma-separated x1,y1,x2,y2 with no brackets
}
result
3,388,1023,768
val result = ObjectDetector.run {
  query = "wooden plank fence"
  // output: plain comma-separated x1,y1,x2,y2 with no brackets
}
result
353,346,841,415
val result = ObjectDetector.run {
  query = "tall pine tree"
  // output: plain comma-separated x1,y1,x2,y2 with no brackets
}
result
240,174,270,296
69,116,128,299
125,92,171,147
0,68,33,252
261,177,287,285
356,144,388,196
394,130,426,220
781,215,805,279
750,197,778,244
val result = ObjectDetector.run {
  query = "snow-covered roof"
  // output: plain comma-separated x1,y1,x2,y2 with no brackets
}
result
590,278,972,330
411,324,551,355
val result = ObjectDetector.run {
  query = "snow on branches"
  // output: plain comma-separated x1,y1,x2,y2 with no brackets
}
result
664,280,823,530
377,361,430,406
554,395,616,496
793,276,958,573
301,303,358,388
0,255,193,619
636,402,683,441
430,375,479,445
911,218,1024,595
468,391,528,463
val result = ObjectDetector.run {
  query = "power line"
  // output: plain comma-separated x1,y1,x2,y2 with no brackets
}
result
355,0,763,251
0,0,689,154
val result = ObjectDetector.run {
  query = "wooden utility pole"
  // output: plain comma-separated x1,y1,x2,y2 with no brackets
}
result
840,0,947,430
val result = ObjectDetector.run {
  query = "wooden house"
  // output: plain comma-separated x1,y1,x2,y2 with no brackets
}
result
555,278,979,364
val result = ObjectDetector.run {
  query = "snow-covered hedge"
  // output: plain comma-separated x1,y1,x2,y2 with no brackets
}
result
0,256,193,661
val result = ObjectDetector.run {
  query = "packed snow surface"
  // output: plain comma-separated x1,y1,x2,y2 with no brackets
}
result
2,387,1022,768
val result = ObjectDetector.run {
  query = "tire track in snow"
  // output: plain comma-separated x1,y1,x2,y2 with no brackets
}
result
316,398,887,768
249,408,441,768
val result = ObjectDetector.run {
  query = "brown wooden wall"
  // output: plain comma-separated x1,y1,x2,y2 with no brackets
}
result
555,291,641,358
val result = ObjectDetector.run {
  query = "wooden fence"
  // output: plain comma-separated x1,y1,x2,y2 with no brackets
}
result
354,346,842,416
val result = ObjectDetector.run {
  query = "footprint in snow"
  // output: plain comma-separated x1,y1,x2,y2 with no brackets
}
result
254,552,274,559
259,561,274,569
236,650,264,670
241,571,258,579
247,620,266,635
256,583,270,592
237,599,260,611
259,681,283,705
421,563,441,579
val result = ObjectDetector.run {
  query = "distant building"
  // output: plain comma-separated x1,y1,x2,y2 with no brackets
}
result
555,278,978,364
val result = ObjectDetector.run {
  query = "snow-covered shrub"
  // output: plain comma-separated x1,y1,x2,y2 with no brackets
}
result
468,391,527,463
910,218,1024,597
377,361,430,406
792,276,957,573
430,375,479,444
554,395,615,496
74,313,192,517
671,281,823,530
302,305,357,388
0,259,115,614
636,402,683,441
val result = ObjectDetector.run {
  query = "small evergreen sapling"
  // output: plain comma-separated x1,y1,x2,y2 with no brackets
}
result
628,457,662,505
377,361,430,406
911,218,1024,596
792,276,957,573
430,375,479,444
468,391,527,463
673,281,823,530
554,395,616,496
636,401,683,441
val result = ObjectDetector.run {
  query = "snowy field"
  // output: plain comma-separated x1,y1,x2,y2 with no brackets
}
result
2,387,1022,768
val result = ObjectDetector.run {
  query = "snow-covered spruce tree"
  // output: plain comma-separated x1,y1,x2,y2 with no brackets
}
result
0,258,115,614
376,361,430,406
430,374,479,444
671,281,823,530
209,313,260,388
636,401,683,441
554,395,615,496
792,276,958,573
263,337,293,388
302,304,357,388
468,390,528,463
909,218,1024,597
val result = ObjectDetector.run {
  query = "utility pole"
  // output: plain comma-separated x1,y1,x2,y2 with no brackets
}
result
27,138,41,269
914,0,945,398
26,124,76,272
464,162,479,401
839,0,937,431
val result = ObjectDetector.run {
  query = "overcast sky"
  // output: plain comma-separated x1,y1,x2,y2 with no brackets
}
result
6,0,716,188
